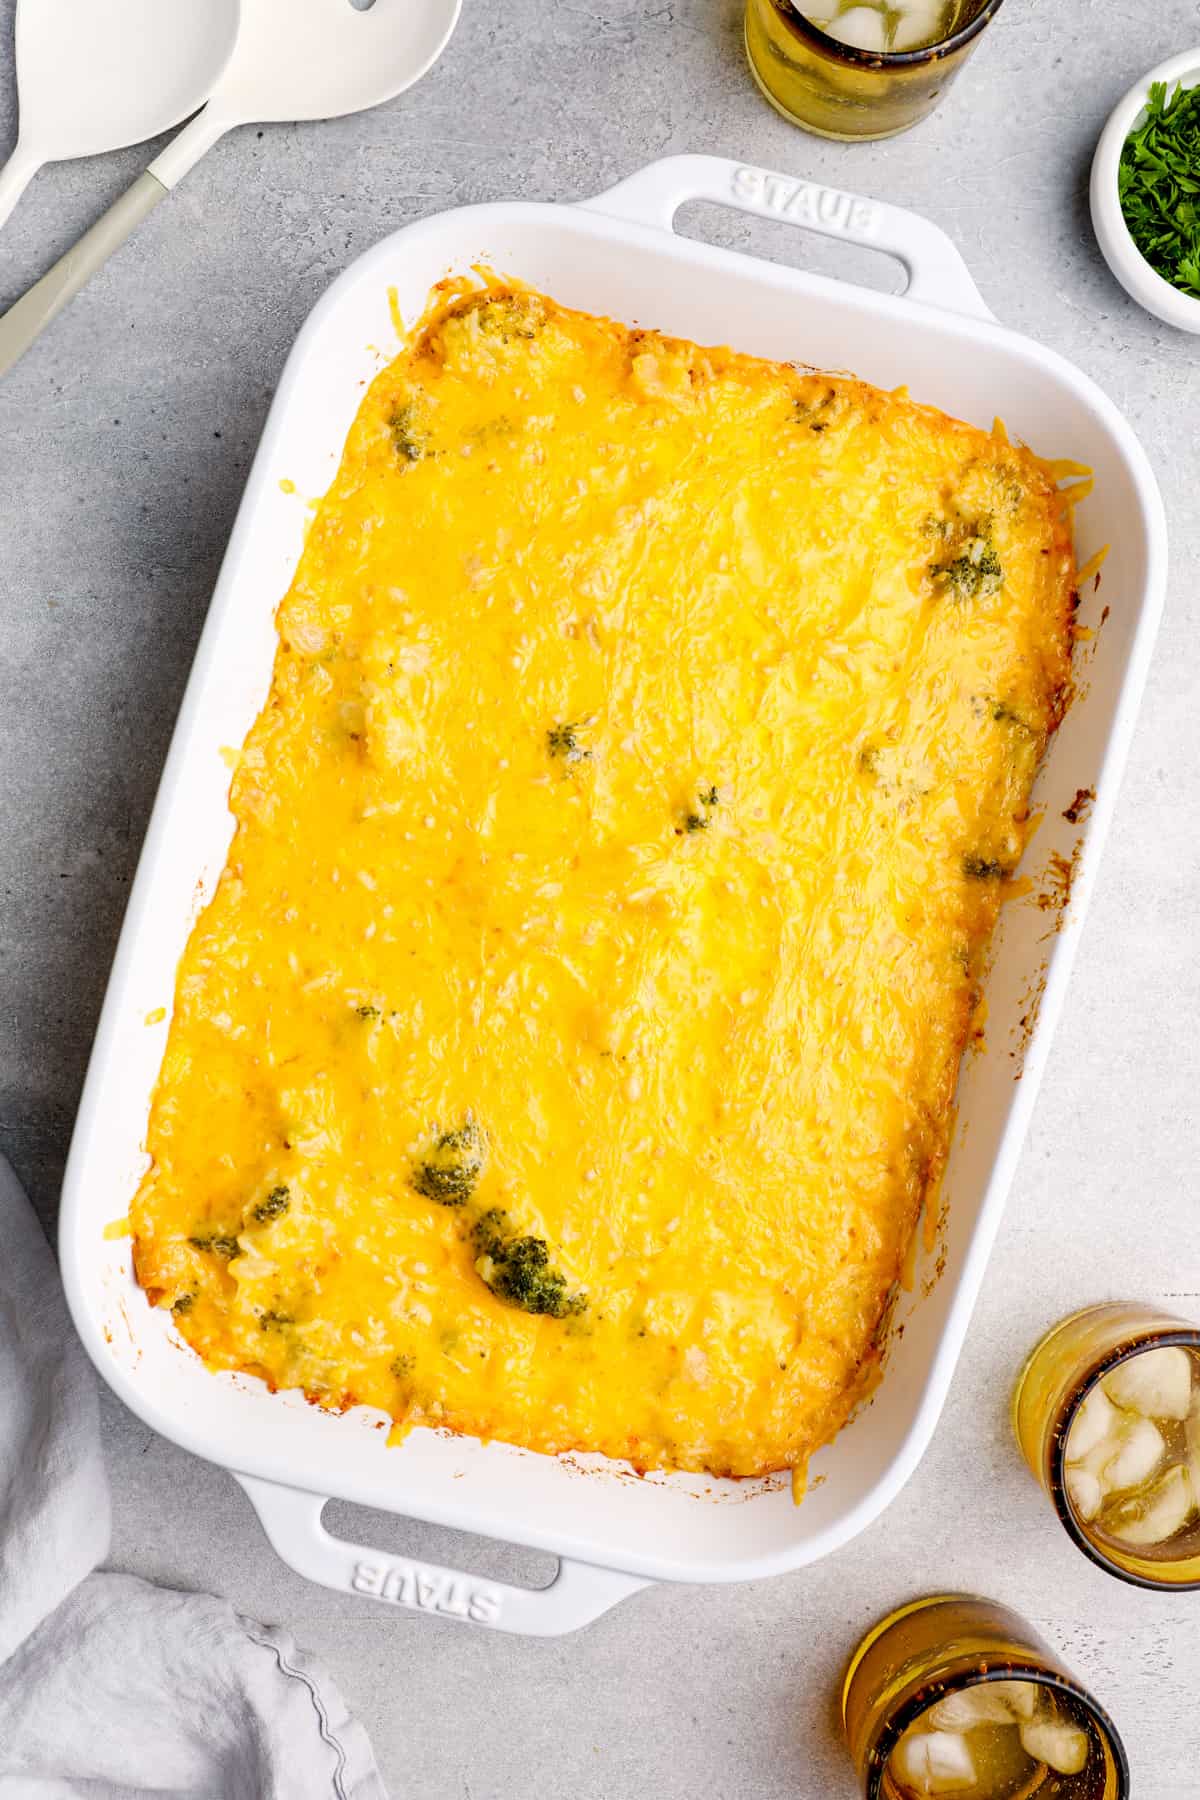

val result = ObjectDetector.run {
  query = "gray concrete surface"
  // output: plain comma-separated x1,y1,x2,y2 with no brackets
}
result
2,0,1199,1794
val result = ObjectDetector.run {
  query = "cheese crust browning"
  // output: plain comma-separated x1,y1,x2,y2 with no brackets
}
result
131,281,1077,1478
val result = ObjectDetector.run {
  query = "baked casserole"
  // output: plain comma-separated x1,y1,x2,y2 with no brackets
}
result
131,280,1077,1480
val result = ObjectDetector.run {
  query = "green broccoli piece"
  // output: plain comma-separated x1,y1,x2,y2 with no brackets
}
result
793,386,841,433
680,782,720,834
932,537,1004,599
472,1208,509,1258
188,1232,241,1259
258,1310,294,1331
389,402,429,464
963,854,1005,881
471,1209,584,1319
990,700,1034,735
473,293,545,342
251,1186,291,1223
547,722,593,765
171,1293,195,1315
410,1118,484,1205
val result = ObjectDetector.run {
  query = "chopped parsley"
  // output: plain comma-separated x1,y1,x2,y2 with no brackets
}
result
1119,81,1200,299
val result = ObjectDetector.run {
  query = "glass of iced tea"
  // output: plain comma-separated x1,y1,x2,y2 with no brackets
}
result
1014,1303,1200,1589
743,0,1005,141
842,1594,1129,1799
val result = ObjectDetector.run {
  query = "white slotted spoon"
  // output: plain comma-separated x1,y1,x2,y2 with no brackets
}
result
0,0,242,232
0,0,462,379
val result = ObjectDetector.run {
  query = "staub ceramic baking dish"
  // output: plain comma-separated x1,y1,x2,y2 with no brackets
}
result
60,157,1166,1636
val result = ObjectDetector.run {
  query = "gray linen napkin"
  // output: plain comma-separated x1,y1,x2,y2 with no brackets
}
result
0,1154,388,1800
0,1154,110,1665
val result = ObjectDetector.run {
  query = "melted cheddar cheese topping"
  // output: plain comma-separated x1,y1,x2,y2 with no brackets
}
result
131,282,1076,1479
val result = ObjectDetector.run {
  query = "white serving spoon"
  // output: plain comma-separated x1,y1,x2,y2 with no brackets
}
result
0,0,242,232
0,0,462,378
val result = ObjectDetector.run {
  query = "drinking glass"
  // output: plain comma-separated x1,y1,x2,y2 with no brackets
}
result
744,0,1005,141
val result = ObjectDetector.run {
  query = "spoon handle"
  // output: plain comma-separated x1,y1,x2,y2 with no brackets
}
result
0,171,166,379
0,143,40,234
0,105,230,380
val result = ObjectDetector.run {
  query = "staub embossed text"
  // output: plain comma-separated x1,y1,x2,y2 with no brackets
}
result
731,165,878,235
352,1558,502,1623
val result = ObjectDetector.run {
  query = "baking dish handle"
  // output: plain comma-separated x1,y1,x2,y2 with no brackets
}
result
582,153,994,321
234,1473,650,1636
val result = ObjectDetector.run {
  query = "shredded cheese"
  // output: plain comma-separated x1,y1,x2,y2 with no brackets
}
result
131,280,1077,1479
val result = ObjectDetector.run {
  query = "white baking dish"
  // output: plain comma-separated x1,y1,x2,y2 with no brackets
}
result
60,156,1166,1636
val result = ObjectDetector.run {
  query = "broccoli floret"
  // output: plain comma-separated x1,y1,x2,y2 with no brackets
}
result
473,293,545,342
547,722,592,765
793,386,841,433
477,1235,579,1317
410,1118,484,1205
471,1210,584,1319
389,401,429,464
171,1293,195,1315
188,1232,241,1259
990,700,1034,735
963,854,1005,880
472,1207,509,1259
679,782,720,835
258,1310,293,1331
252,1186,290,1223
932,537,1004,599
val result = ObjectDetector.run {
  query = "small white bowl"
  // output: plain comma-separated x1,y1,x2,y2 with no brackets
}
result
1091,47,1200,334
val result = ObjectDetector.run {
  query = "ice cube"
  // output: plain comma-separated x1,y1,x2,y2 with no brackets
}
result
1187,1394,1200,1490
1102,1345,1193,1421
1108,1464,1198,1548
825,5,888,51
1102,1415,1166,1493
889,1,948,50
1019,1715,1090,1776
1065,1384,1119,1462
988,1679,1039,1721
928,1684,1015,1730
890,1729,977,1795
1065,1465,1103,1523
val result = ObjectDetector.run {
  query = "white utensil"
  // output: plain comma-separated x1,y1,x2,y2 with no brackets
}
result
0,0,462,377
0,0,242,232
